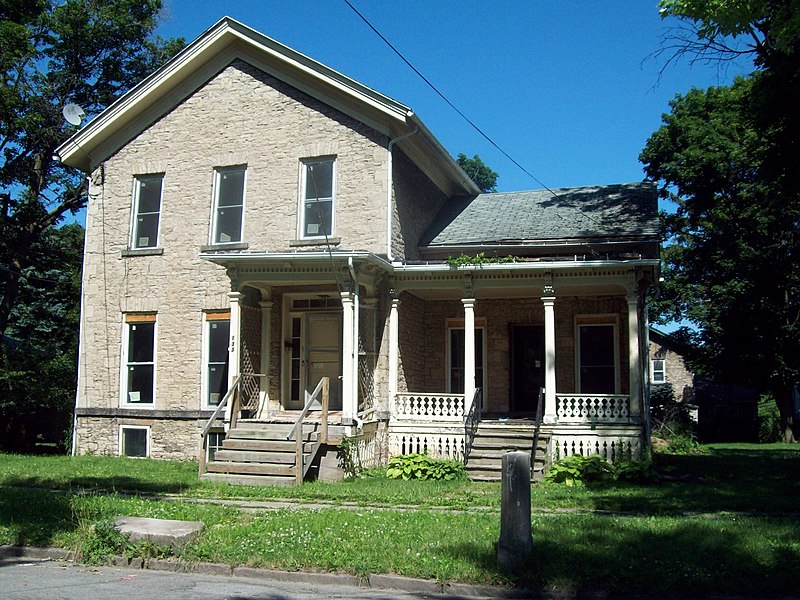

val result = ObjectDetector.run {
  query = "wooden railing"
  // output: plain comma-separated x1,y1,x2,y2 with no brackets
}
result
287,376,329,486
556,394,631,423
463,388,482,461
392,393,466,421
198,375,241,476
531,387,544,475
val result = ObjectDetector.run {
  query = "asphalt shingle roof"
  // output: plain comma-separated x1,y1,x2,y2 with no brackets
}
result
421,182,659,247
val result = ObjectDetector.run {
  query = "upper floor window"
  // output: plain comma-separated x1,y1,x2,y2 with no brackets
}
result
652,359,666,384
211,166,246,244
121,314,156,406
300,158,335,238
131,175,163,249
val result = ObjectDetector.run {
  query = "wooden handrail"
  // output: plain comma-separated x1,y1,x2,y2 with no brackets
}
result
531,387,544,475
463,387,482,463
289,377,330,486
198,375,241,475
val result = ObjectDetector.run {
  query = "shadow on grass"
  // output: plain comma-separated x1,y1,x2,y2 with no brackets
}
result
0,486,75,553
1,474,195,496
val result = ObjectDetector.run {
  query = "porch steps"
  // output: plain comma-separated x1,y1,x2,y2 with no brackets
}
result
201,421,337,487
465,423,550,483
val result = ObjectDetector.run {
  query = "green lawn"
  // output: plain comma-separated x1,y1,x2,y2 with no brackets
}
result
1,444,799,596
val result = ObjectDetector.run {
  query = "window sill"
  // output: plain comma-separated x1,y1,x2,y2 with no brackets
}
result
289,237,341,248
200,242,250,252
121,248,164,257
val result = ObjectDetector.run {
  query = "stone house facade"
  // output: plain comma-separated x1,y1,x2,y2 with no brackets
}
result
57,18,659,473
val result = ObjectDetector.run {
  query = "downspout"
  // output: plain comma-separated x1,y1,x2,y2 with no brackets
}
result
347,257,361,428
386,125,419,262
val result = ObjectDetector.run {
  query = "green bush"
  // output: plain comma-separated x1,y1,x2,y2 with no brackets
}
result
544,455,615,486
386,453,467,481
757,396,782,443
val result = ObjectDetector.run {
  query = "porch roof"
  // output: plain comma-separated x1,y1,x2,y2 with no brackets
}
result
420,182,659,250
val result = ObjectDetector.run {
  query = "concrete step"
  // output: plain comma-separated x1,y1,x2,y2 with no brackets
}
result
200,472,296,487
206,461,297,476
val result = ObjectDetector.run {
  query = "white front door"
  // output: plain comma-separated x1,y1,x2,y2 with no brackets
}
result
285,311,342,410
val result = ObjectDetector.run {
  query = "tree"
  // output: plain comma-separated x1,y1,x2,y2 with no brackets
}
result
456,153,499,193
644,0,800,441
0,0,183,339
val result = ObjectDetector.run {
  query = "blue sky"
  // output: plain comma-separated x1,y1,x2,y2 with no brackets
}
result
156,0,751,195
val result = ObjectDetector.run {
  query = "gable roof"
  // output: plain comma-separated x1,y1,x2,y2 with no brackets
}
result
420,182,659,250
55,17,478,197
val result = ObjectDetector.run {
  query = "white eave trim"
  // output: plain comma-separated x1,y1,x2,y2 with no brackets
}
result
199,250,394,271
394,258,660,273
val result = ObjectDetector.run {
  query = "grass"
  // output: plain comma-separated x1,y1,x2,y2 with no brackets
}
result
1,444,799,595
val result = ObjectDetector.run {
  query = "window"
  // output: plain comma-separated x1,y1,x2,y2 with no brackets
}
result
203,314,230,407
300,158,335,238
206,430,225,462
122,314,156,405
131,175,163,249
447,325,486,395
652,359,666,384
211,166,246,244
120,426,149,457
577,323,617,394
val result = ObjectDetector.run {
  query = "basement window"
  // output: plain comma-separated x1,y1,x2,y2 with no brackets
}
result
120,426,149,458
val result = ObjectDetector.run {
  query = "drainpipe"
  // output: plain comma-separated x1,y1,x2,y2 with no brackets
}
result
348,257,359,427
386,124,419,262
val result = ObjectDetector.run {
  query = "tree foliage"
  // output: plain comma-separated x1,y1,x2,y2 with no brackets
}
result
645,0,800,441
456,153,499,193
0,0,183,338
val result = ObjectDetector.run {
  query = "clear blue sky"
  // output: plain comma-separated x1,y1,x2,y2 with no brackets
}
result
156,0,751,195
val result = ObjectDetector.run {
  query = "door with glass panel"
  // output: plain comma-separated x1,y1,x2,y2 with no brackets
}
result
286,311,342,410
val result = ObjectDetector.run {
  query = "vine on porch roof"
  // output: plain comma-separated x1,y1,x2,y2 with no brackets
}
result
445,252,516,268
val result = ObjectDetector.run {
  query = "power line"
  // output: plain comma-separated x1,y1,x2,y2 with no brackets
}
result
342,0,560,198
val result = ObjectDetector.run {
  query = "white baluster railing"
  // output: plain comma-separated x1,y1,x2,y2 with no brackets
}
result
555,394,631,424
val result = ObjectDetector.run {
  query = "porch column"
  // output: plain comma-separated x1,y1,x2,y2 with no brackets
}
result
388,294,400,408
542,288,557,423
462,298,476,413
627,292,642,418
341,291,356,424
258,294,273,418
224,290,243,423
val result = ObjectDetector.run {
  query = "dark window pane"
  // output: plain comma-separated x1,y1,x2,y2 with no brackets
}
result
207,363,228,405
305,161,332,199
129,323,155,363
579,325,615,394
137,177,162,214
128,364,154,403
217,169,245,207
122,428,147,457
134,213,159,248
303,199,332,236
208,321,230,362
215,206,243,243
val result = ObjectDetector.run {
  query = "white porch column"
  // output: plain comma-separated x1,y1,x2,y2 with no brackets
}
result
542,288,557,423
627,292,642,418
224,290,243,423
388,294,400,408
341,291,356,424
258,295,273,418
462,298,476,412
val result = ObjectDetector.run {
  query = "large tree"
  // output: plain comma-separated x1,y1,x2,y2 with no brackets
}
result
456,153,499,193
0,0,183,338
644,0,800,441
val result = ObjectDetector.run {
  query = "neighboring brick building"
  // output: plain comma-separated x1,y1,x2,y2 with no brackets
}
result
57,18,660,478
648,327,695,403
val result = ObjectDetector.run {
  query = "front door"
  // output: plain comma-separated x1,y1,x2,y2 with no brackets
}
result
510,325,544,415
286,311,342,410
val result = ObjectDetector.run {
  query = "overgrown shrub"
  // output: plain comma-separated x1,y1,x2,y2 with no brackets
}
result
757,395,782,443
386,453,467,481
545,454,654,486
75,519,172,565
337,435,363,478
650,383,702,453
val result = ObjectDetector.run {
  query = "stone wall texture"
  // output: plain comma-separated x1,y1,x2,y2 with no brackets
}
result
649,339,694,402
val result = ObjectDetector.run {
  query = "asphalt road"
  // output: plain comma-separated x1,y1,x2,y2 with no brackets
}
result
0,557,493,600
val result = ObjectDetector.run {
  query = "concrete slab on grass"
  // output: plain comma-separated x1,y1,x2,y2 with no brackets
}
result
113,516,203,549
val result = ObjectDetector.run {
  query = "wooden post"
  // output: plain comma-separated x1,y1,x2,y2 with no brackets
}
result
321,376,329,444
198,436,207,476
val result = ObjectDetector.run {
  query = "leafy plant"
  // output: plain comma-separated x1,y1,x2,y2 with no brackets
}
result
446,252,515,268
337,435,363,478
75,519,128,565
386,453,467,481
757,395,782,443
544,455,615,486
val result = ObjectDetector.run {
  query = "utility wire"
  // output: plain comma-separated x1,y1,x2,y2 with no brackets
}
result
342,0,560,198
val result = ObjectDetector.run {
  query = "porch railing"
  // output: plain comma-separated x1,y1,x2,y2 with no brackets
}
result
392,393,466,421
198,375,241,475
555,394,631,424
463,388,482,461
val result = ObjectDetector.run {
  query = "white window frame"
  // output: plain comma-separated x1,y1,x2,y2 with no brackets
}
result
445,319,487,401
120,315,157,408
575,316,620,394
651,358,667,384
299,157,336,239
201,313,230,409
119,425,150,458
210,165,247,245
130,174,164,249
206,429,226,462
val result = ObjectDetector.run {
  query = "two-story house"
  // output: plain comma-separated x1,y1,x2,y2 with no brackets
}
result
57,17,659,484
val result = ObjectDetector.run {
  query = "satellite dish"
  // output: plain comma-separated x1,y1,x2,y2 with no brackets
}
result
62,103,85,126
